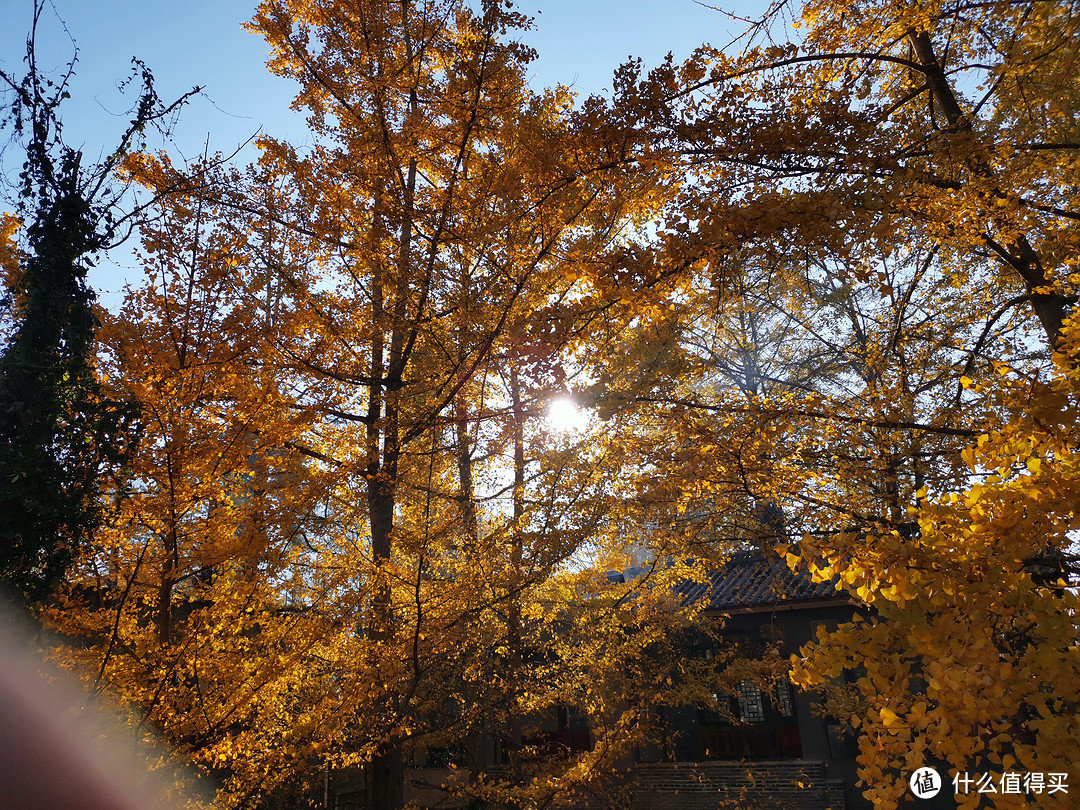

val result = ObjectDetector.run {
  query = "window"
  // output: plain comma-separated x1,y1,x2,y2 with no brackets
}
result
737,680,765,722
775,676,795,716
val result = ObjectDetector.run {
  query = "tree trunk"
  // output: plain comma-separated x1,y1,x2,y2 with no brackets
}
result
505,365,526,772
907,27,1071,347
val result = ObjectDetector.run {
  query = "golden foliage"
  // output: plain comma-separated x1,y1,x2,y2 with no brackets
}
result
40,1,1080,808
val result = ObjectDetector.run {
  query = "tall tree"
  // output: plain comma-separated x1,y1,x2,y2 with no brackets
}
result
240,1,678,805
49,2,675,807
0,1,195,608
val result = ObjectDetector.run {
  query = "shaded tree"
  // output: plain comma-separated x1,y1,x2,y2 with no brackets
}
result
0,1,196,608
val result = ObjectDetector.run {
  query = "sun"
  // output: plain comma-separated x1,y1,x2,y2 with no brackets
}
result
546,397,590,433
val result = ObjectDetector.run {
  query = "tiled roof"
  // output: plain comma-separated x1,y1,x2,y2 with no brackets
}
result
678,550,845,611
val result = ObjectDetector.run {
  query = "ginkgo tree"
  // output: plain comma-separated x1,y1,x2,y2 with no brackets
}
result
588,0,1080,806
48,0,688,807
238,0,676,805
45,154,375,807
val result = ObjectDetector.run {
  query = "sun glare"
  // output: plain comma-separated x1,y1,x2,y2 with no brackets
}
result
546,397,590,433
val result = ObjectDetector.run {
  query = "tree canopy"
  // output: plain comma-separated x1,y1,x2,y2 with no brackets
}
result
4,0,1077,808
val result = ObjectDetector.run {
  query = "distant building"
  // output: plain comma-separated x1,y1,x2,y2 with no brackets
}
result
332,550,873,810
650,549,870,810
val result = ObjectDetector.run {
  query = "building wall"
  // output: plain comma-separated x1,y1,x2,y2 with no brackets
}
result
657,602,873,810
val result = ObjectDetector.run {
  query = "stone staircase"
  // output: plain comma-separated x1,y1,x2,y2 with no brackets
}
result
623,761,846,810
333,760,848,809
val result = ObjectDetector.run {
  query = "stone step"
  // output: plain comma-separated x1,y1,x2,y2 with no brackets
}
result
627,761,845,810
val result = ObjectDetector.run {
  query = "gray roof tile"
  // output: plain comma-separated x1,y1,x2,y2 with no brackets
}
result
678,551,845,610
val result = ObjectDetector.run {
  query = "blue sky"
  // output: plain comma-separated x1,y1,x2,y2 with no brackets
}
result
1,0,760,299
